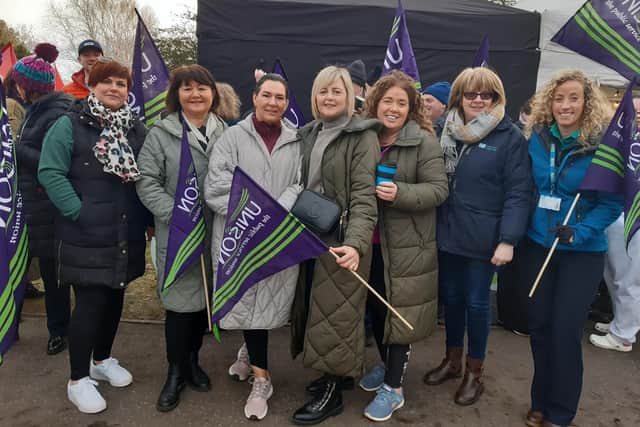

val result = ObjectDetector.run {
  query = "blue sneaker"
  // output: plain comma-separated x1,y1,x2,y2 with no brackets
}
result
359,363,385,391
363,384,405,422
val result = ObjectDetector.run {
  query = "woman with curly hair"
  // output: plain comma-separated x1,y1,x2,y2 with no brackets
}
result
357,70,448,422
422,67,532,406
520,70,622,427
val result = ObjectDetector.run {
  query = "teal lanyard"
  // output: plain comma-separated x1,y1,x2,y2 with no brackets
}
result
549,143,557,195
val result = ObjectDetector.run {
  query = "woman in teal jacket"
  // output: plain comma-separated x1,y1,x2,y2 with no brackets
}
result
520,70,622,427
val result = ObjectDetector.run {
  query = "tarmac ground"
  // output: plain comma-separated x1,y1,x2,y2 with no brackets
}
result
1,316,639,427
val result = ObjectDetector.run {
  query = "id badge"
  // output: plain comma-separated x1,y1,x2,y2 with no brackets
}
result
538,194,561,211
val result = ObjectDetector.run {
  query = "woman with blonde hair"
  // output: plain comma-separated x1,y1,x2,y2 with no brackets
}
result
422,67,531,406
358,70,448,422
519,70,621,427
215,81,241,125
290,65,379,425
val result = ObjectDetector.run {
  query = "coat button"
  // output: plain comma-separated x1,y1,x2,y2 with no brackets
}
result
121,249,127,254
120,282,125,287
121,213,127,220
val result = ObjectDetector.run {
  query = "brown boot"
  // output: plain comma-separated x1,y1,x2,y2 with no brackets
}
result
454,357,484,406
423,347,463,385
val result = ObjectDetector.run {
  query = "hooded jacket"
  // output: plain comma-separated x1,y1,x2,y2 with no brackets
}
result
290,115,380,378
376,120,449,344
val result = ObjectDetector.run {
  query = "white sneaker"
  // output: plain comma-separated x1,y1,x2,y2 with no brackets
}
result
90,357,133,387
594,322,610,333
228,343,251,382
244,376,273,420
67,377,107,414
589,333,632,353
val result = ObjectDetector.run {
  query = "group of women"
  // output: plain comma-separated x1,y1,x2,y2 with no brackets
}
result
10,40,620,427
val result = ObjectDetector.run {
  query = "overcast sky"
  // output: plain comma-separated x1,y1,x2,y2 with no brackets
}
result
1,0,197,80
1,0,196,29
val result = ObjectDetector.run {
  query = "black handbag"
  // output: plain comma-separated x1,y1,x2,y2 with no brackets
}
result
291,189,342,235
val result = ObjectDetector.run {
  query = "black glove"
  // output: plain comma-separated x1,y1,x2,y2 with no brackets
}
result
555,225,575,245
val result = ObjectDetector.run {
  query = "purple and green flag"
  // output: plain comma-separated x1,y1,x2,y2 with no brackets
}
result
130,8,170,127
0,80,29,365
551,0,640,81
580,79,640,246
162,118,206,294
212,168,327,329
381,0,421,89
472,35,490,68
272,59,307,128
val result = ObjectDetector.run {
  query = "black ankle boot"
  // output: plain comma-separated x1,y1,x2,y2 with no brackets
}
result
292,376,343,425
184,352,210,392
156,363,186,412
305,374,354,395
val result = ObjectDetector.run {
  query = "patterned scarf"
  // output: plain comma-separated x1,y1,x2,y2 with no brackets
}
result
440,104,505,175
87,93,140,182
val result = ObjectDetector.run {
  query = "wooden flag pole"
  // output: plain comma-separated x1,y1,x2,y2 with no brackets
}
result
329,248,414,331
528,193,582,298
200,254,212,332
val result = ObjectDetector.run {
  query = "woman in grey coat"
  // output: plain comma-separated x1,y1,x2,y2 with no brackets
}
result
136,65,226,412
204,74,302,421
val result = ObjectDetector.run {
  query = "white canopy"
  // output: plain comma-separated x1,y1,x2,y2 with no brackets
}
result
516,0,628,89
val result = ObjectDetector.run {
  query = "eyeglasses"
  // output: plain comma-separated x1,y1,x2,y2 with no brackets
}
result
463,91,495,101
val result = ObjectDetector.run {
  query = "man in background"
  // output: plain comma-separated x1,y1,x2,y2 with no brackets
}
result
62,39,103,99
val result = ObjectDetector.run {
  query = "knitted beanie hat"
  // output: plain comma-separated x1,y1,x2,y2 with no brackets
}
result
423,81,452,106
13,43,59,95
347,59,367,87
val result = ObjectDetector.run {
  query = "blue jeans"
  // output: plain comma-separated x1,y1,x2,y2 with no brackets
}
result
439,251,495,360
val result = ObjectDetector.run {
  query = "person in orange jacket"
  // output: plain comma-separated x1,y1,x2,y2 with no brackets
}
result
62,40,103,99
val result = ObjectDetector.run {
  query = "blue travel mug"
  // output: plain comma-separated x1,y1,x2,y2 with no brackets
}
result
376,162,397,186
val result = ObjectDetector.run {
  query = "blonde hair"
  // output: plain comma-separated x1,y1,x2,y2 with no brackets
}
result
365,70,433,134
449,67,507,117
525,70,611,146
310,66,355,120
215,82,241,122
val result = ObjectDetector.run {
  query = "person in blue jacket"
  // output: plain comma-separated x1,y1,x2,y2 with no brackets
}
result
423,67,532,406
520,70,622,427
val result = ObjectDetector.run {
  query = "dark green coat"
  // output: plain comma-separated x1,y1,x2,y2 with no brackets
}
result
290,116,380,378
376,120,449,344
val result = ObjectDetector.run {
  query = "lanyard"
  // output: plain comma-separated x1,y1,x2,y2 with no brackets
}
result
549,143,557,194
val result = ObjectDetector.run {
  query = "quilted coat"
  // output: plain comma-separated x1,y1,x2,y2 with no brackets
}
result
204,114,302,329
136,112,225,312
290,116,380,378
376,120,449,344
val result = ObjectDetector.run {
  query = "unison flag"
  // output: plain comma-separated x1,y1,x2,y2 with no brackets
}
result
580,79,640,245
472,35,490,68
0,80,29,364
381,0,421,89
551,0,640,81
162,118,206,294
272,59,307,128
212,168,327,325
130,8,170,127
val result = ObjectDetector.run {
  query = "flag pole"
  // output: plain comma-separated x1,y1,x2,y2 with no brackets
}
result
529,193,582,298
329,248,414,331
200,254,212,332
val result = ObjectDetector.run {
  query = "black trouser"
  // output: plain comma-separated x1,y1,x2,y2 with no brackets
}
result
69,285,124,380
37,257,70,338
518,238,604,426
165,309,207,366
367,245,411,389
243,329,269,370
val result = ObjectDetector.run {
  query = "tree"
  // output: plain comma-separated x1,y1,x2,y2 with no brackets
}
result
46,0,158,65
155,9,197,71
0,20,34,58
